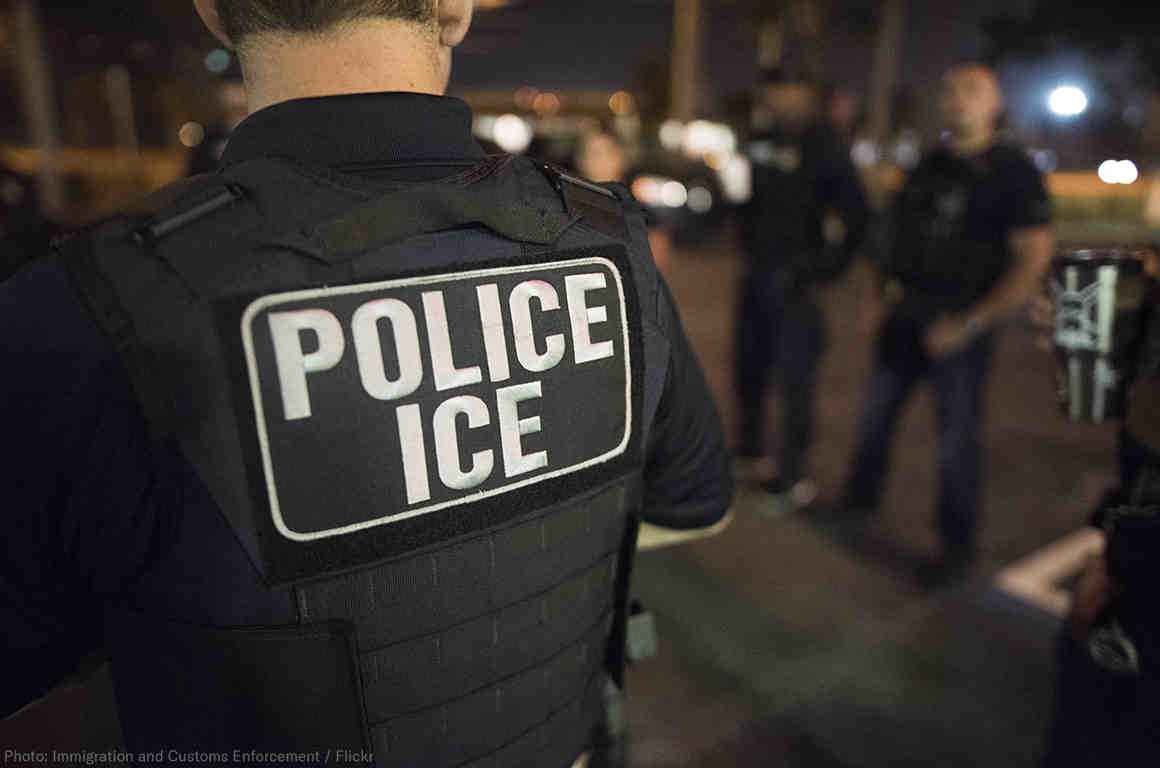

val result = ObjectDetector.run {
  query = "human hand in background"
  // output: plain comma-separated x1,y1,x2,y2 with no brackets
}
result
1068,548,1116,643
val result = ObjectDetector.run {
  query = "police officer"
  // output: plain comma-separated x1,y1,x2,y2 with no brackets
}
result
0,2,733,766
842,63,1054,587
735,68,868,512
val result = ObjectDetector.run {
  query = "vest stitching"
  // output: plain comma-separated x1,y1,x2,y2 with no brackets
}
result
364,607,612,727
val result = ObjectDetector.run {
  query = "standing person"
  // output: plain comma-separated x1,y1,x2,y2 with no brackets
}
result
842,63,1054,587
735,69,869,514
0,2,733,765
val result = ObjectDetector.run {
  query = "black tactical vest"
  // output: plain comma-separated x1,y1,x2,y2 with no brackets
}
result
60,154,665,767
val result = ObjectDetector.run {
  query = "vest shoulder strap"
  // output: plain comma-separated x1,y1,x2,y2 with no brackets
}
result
56,172,250,437
534,162,637,242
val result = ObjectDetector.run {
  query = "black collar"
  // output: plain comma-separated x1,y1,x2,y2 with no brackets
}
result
221,92,486,170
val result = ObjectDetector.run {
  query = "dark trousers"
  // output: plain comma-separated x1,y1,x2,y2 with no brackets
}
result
1044,631,1160,766
734,270,824,484
845,312,994,554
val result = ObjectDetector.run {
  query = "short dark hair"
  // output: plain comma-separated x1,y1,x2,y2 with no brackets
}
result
216,0,436,42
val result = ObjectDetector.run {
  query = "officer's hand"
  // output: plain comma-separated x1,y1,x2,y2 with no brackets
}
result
1069,549,1116,643
1029,293,1055,351
924,314,973,359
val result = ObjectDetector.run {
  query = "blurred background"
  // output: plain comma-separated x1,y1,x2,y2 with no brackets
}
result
2,1,1159,766
3,0,1159,234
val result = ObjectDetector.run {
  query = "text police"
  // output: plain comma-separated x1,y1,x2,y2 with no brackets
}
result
242,257,633,541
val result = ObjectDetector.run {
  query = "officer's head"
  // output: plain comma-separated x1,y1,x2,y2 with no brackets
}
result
193,0,474,101
940,63,1003,140
754,68,816,133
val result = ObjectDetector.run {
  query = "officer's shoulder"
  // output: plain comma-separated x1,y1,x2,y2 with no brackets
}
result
523,159,665,323
915,143,952,169
72,172,248,256
527,159,648,231
989,142,1041,176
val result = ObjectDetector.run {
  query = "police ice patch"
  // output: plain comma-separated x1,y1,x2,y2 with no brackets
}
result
230,248,641,582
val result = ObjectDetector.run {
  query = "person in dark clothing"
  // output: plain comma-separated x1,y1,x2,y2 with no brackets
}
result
735,70,869,514
1044,265,1160,766
0,163,55,280
0,1,733,765
843,63,1054,587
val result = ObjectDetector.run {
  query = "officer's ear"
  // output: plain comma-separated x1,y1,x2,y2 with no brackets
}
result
194,0,234,48
436,0,474,48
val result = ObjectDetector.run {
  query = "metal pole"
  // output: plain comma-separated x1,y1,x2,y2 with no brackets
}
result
792,0,826,85
671,0,702,120
12,0,64,216
867,0,905,146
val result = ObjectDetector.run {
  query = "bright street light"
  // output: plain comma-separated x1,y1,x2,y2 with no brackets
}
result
1098,159,1139,185
1048,85,1088,118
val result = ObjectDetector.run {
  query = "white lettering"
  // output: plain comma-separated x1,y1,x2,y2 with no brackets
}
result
496,381,547,477
510,280,565,373
396,403,431,504
351,298,423,401
268,309,345,421
476,283,511,383
566,273,614,364
422,291,483,392
433,396,494,490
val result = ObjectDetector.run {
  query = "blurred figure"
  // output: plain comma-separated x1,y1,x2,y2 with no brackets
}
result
735,68,869,513
0,162,55,280
574,127,672,274
1043,255,1160,766
186,77,248,176
823,84,861,142
842,63,1054,587
574,128,628,185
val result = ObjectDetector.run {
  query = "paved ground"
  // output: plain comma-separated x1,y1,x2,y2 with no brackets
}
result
1,239,1120,768
622,240,1120,767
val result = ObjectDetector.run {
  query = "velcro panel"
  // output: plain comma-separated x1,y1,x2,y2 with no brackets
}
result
224,246,644,584
105,612,367,753
360,557,614,721
560,180,629,241
295,481,627,651
369,623,609,767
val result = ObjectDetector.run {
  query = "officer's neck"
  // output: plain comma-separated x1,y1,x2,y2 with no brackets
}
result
239,19,449,115
948,125,996,158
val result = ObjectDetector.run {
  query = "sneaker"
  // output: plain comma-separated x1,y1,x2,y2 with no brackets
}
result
790,478,819,507
757,477,817,519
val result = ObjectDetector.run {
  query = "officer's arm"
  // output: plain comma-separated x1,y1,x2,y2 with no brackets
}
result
961,226,1053,334
960,162,1054,333
0,262,161,719
639,277,734,544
